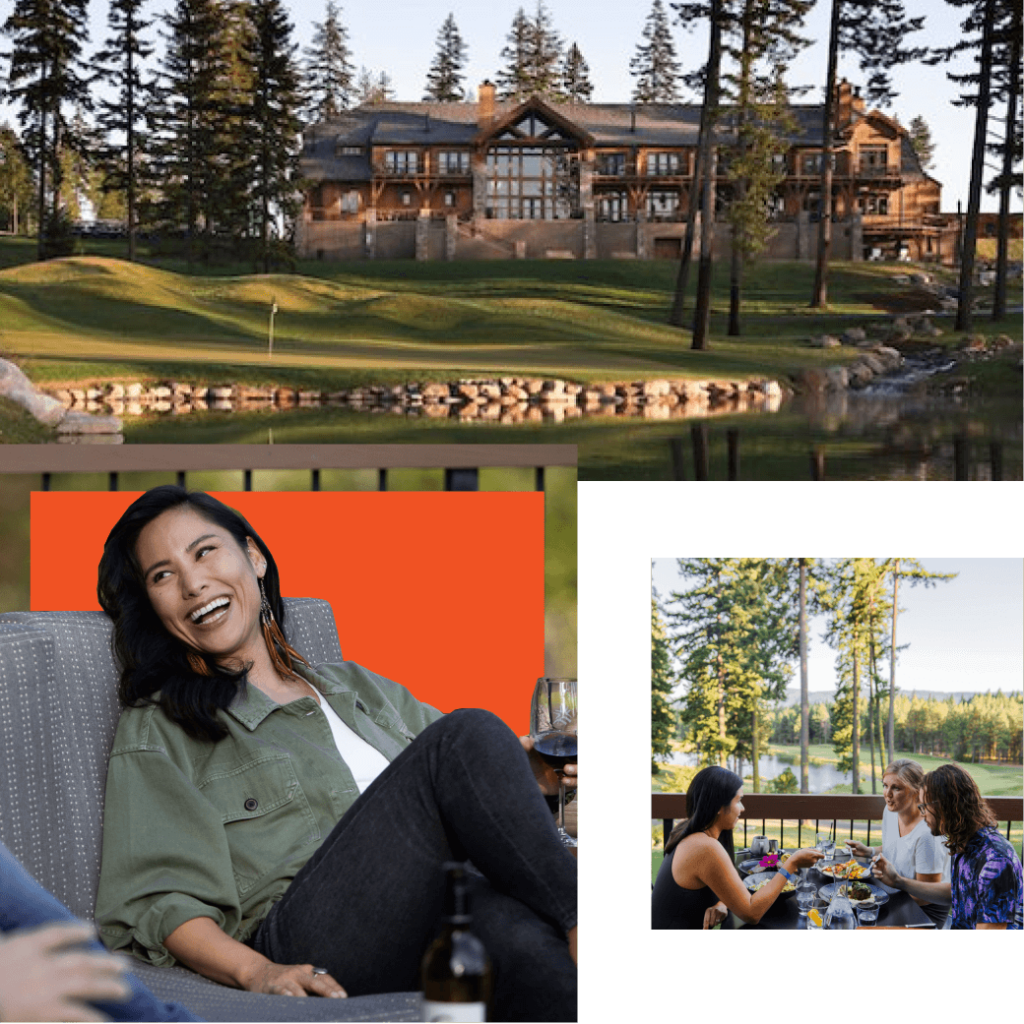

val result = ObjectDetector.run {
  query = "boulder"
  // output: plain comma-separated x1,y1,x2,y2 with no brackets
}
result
841,327,867,345
56,410,122,434
796,368,829,392
0,358,70,427
810,334,842,348
848,362,876,388
825,367,849,391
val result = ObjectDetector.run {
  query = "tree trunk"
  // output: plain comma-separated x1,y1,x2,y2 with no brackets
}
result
799,559,809,794
851,646,860,794
692,0,724,350
810,0,841,308
888,563,899,764
752,705,760,793
992,18,1020,322
868,638,878,793
956,0,996,332
670,106,709,325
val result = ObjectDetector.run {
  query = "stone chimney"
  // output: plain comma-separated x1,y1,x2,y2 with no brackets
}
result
478,80,496,129
851,84,865,118
835,78,854,130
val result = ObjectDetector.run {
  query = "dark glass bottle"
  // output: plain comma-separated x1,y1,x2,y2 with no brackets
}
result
420,862,493,1022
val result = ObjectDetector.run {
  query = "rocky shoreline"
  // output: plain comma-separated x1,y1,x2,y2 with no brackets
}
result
41,375,789,423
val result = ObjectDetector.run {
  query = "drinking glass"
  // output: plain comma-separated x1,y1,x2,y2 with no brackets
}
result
856,904,879,926
529,677,577,848
795,873,817,917
806,898,829,930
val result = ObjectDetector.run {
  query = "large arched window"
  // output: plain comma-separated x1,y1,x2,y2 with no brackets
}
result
484,110,581,220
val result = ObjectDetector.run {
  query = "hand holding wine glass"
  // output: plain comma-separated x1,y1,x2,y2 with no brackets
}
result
529,677,577,848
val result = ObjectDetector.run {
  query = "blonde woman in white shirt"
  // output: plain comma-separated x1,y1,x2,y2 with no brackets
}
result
848,758,949,926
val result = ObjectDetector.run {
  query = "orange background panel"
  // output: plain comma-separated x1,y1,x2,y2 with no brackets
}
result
30,491,545,734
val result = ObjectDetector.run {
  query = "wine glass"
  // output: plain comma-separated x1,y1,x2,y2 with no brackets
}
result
529,677,577,848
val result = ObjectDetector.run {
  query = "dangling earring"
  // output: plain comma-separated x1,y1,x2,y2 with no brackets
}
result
259,577,308,675
187,651,211,676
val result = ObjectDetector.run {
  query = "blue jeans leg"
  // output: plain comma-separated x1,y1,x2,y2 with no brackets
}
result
253,708,576,1022
0,841,202,1023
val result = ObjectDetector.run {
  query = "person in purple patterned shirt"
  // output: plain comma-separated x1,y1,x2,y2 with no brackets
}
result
874,764,1022,930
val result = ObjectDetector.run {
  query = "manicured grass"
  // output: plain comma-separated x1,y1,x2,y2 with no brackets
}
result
2,248,1016,394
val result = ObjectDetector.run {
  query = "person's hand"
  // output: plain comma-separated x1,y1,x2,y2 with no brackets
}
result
871,854,899,888
241,961,346,998
0,921,132,1023
785,847,824,871
847,839,872,858
519,736,577,796
703,902,728,930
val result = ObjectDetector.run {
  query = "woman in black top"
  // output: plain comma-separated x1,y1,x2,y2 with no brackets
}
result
652,767,822,929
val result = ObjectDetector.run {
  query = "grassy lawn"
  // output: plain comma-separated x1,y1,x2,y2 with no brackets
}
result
2,243,1018,396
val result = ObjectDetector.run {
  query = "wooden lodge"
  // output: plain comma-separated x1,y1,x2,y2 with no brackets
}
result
298,79,953,263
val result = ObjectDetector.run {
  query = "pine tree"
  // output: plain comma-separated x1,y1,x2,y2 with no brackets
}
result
721,0,812,336
496,1,565,101
355,67,395,104
247,0,303,272
0,125,34,234
907,114,936,171
652,593,677,776
303,1,355,120
93,0,155,261
666,559,797,783
526,0,565,100
561,42,593,102
630,0,682,104
2,0,93,259
424,13,468,102
496,7,532,100
810,1,927,308
150,0,230,267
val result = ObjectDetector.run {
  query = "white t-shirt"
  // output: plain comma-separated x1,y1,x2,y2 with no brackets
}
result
880,806,949,880
315,695,391,793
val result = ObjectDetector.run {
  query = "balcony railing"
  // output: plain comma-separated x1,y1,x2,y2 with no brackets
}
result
0,443,577,494
652,792,1024,850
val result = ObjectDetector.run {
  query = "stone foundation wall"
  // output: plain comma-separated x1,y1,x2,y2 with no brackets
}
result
296,215,865,261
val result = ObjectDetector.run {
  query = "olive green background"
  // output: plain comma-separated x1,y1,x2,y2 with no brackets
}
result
581,491,1019,1019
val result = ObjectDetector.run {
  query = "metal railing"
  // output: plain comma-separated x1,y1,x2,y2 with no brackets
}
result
652,792,1024,849
0,444,577,494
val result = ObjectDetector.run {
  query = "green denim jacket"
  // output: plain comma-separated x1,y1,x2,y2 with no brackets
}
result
95,661,442,966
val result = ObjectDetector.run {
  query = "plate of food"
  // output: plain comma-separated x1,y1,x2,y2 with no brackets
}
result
738,851,793,876
745,871,797,897
818,857,873,880
817,879,889,907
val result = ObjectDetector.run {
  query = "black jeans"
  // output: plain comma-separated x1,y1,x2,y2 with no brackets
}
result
252,709,577,1022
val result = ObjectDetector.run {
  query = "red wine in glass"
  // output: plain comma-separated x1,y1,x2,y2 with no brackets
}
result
532,731,578,771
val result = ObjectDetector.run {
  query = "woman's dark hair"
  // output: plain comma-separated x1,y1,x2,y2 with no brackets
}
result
664,766,743,856
97,486,299,743
922,763,997,855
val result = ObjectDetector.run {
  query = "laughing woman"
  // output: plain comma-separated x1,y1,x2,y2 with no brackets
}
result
93,487,576,1022
652,766,822,929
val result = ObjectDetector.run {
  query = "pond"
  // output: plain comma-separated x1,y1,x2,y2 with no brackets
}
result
110,388,1021,482
668,751,881,794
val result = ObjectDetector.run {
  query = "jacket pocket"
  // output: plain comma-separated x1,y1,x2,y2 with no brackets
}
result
198,753,321,896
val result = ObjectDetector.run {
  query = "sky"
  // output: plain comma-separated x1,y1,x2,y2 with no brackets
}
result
2,0,1016,213
651,557,1024,697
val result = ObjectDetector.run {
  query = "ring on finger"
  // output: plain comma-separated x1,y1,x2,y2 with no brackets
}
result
312,966,329,976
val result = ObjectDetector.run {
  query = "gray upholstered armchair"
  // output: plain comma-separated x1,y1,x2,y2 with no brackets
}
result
0,600,420,1022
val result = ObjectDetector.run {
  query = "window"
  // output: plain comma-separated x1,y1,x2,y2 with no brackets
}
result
384,150,419,174
597,192,627,221
859,145,888,175
443,190,456,207
801,153,821,175
401,190,411,206
439,151,470,174
858,194,889,215
646,152,681,176
337,145,363,156
647,189,680,219
597,152,626,176
485,145,580,220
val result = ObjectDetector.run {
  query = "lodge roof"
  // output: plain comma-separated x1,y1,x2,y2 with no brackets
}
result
300,98,928,183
